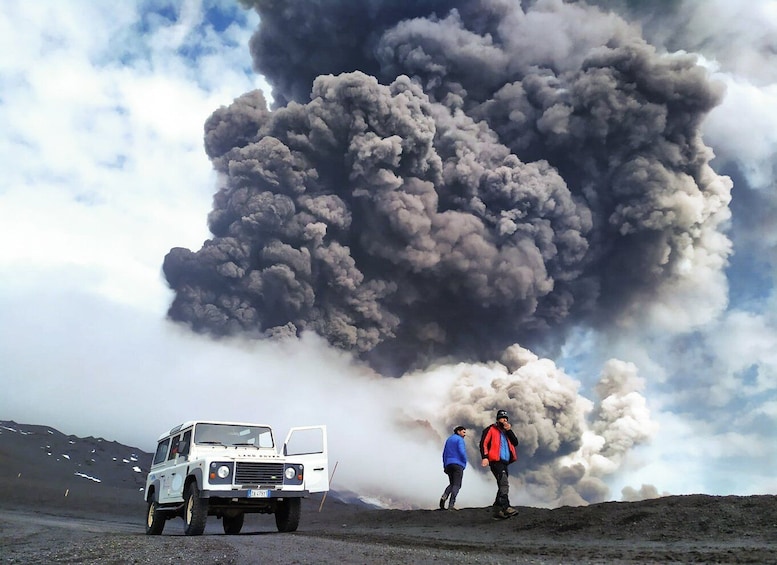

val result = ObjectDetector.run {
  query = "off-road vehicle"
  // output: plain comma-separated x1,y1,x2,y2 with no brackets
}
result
144,420,328,535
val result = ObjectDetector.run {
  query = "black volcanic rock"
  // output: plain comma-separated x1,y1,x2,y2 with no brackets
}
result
0,420,150,516
0,420,149,487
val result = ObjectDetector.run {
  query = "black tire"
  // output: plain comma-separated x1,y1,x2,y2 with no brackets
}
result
275,498,301,532
222,513,244,535
183,482,208,536
145,497,165,535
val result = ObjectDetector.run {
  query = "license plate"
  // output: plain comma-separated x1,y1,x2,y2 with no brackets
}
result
248,489,269,498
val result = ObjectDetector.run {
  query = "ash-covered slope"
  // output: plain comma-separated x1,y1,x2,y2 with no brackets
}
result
0,421,150,515
0,421,149,489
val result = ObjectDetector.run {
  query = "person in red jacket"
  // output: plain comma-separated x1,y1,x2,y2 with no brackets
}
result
479,409,519,519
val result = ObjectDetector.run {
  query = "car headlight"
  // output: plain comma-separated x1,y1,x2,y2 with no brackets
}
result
285,467,297,480
217,465,231,479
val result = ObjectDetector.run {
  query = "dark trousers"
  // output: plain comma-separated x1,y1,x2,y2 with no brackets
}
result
488,460,511,510
442,464,464,506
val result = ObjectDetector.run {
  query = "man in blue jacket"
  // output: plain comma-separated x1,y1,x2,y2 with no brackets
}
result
439,426,468,510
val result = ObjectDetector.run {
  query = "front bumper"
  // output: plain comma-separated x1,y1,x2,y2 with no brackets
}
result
201,488,309,499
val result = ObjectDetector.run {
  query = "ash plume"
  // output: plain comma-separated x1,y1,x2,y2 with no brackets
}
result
163,0,731,377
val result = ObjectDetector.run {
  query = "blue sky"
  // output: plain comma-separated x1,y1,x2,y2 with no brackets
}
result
1,0,775,508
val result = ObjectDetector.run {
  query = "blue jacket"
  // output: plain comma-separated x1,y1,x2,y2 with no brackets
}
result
442,433,467,469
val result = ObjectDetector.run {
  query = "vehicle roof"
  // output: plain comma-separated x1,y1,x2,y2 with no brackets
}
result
156,420,273,442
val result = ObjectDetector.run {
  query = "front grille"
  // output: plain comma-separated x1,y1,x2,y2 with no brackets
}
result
234,462,284,485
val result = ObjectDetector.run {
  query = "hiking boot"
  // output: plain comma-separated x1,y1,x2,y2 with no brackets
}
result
493,509,508,519
504,506,518,517
448,505,459,511
439,496,447,510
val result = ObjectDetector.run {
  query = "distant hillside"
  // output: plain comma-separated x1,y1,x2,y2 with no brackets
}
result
0,420,150,516
0,421,149,488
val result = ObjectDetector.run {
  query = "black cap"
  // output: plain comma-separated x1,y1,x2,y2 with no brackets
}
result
496,409,509,421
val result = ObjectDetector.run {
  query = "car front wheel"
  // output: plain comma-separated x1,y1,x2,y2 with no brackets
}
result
183,482,208,536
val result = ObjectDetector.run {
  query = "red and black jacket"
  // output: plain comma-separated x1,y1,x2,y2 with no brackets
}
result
479,424,518,463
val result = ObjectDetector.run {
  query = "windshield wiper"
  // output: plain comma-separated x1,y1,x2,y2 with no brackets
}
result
197,441,223,445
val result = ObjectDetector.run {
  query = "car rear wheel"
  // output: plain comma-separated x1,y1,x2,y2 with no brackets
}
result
145,498,165,535
275,498,301,532
223,513,244,534
183,482,208,536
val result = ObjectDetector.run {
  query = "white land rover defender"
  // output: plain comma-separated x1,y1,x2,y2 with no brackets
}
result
144,420,328,535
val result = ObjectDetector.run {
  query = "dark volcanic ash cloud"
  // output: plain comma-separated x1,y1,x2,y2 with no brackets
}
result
163,0,732,376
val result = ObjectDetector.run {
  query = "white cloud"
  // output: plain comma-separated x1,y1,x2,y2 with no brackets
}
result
615,410,777,497
0,1,264,313
703,72,777,193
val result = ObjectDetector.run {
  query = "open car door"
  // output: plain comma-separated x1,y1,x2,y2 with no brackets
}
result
283,425,329,493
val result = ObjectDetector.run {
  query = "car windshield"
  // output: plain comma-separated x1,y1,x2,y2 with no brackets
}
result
193,423,274,448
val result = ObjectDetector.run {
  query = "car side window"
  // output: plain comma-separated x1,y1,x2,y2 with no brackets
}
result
168,434,181,461
153,438,170,465
178,429,192,458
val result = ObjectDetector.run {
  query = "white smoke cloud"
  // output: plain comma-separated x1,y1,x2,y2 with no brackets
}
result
704,76,777,193
621,483,665,502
